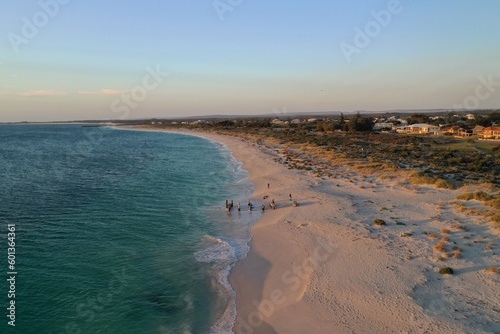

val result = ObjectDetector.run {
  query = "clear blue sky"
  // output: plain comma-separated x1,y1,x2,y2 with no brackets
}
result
1,0,499,122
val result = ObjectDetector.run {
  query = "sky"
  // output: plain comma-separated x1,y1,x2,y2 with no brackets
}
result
0,0,499,122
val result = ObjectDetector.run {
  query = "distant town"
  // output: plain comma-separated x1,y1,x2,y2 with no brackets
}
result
144,110,500,141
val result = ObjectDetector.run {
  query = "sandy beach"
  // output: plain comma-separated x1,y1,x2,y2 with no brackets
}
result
182,129,498,334
128,127,499,333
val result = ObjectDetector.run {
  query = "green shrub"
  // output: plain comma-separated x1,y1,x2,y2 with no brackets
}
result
438,267,454,275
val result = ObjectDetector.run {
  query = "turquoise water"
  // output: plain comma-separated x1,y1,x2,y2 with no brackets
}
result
0,125,259,333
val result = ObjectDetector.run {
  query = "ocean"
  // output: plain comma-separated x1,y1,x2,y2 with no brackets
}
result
0,125,259,334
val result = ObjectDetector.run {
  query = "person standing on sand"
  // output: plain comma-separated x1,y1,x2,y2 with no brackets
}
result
289,193,292,201
237,202,241,212
267,183,270,189
261,204,265,212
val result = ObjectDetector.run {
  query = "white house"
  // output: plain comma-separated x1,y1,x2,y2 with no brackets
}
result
408,123,441,135
373,123,393,130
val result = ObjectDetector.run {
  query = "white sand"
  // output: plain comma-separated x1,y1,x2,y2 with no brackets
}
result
130,127,500,333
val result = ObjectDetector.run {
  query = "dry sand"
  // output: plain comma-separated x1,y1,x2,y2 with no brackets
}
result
129,127,500,333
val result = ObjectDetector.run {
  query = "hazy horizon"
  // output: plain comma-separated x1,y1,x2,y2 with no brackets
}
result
1,1,499,122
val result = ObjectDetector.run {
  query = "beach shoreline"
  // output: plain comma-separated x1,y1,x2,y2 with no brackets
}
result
118,126,499,334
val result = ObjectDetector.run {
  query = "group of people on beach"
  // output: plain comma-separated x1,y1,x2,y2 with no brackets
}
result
225,183,296,213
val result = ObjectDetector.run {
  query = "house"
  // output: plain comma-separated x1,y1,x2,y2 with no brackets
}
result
306,118,318,123
441,126,461,135
479,126,500,140
466,114,475,120
408,124,441,135
458,128,473,137
473,125,484,136
271,119,285,125
395,126,409,133
291,119,301,124
373,123,393,130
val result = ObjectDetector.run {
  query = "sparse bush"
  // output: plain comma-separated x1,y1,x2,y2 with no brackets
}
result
450,224,468,231
433,242,447,253
438,267,454,275
456,191,494,201
486,198,500,210
374,219,386,226
410,172,454,189
435,179,455,189
485,267,500,275
488,212,500,225
410,172,435,185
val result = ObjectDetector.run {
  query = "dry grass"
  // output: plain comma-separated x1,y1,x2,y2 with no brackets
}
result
486,198,500,210
456,191,494,201
441,228,451,235
450,224,468,231
485,267,500,275
455,192,500,229
452,246,463,258
486,242,494,251
441,236,450,242
428,234,439,239
409,172,454,189
433,242,448,253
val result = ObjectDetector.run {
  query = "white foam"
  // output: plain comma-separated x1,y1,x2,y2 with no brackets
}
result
194,235,238,334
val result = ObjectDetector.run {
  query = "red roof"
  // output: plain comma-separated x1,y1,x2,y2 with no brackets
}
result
483,126,500,131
